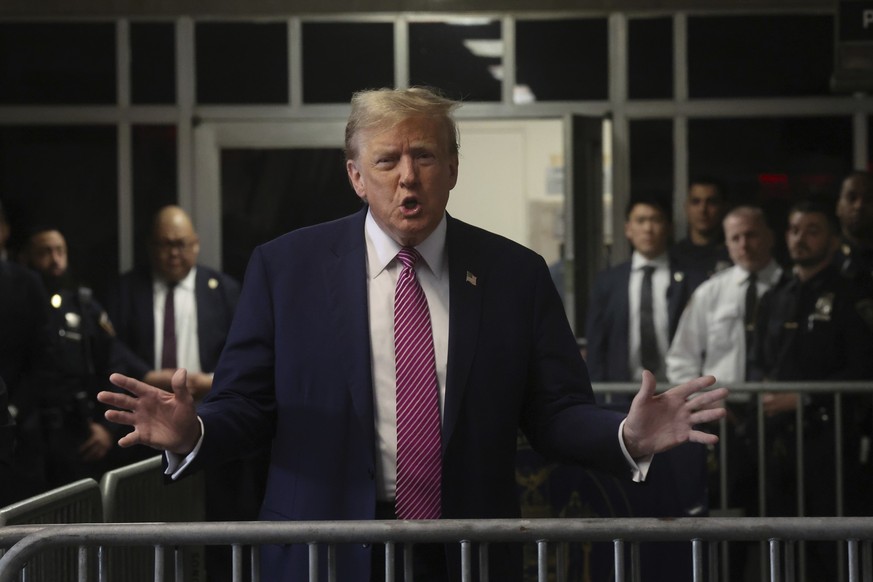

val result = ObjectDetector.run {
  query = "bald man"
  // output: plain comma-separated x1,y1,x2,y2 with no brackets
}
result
106,205,240,399
105,205,263,582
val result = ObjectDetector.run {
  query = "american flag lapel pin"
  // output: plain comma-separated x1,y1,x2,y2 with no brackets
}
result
466,271,477,286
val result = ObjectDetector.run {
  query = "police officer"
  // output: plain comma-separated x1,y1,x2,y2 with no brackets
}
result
20,226,126,485
835,170,873,296
749,200,873,579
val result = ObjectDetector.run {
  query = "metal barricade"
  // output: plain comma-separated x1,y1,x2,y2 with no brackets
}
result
593,380,873,582
0,479,102,582
99,455,206,582
1,517,872,582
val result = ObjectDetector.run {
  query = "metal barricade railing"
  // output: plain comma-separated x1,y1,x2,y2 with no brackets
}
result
593,380,873,582
99,455,206,582
1,517,873,582
0,479,103,582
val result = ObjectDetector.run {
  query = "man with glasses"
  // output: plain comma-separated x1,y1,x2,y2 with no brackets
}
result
105,205,261,582
106,205,239,398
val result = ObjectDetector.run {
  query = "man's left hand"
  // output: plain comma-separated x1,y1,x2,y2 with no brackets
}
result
622,371,728,459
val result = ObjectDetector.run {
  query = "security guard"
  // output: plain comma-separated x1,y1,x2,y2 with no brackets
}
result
750,200,873,580
834,171,873,296
21,226,125,486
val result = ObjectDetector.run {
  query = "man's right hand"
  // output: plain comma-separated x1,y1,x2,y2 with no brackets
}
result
97,368,201,455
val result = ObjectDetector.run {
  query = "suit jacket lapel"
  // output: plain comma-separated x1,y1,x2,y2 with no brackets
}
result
136,270,156,367
323,210,375,451
442,216,483,452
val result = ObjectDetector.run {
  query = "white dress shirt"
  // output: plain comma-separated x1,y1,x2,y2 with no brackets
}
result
666,260,782,384
628,252,670,381
152,267,203,373
365,211,450,501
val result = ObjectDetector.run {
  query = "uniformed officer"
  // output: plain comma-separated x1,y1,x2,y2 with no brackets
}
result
834,170,873,296
20,226,128,485
749,199,873,579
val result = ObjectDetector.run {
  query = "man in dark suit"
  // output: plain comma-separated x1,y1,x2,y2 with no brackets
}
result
584,197,710,581
99,87,727,582
105,205,239,399
104,205,262,581
586,197,706,383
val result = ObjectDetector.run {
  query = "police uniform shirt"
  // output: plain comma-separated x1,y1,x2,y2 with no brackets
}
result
667,260,782,384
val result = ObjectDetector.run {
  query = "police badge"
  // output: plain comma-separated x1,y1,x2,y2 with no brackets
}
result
807,292,834,330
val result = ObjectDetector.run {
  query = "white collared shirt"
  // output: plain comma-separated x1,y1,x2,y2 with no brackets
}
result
666,260,782,384
152,267,203,374
365,210,450,501
628,252,670,381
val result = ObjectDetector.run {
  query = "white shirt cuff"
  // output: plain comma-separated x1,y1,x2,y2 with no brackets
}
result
619,418,652,482
164,417,205,480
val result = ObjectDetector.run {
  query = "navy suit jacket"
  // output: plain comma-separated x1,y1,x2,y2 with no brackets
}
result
585,259,704,382
106,265,240,379
192,208,628,582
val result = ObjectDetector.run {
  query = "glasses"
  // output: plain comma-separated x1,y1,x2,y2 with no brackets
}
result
153,238,196,253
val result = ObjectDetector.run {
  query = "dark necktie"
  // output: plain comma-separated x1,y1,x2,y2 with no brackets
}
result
393,247,442,520
161,283,177,369
639,265,660,375
744,271,758,348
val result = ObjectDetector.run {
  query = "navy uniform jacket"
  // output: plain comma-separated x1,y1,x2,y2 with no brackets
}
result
105,264,240,378
0,260,53,500
751,262,873,384
188,208,629,582
585,259,706,382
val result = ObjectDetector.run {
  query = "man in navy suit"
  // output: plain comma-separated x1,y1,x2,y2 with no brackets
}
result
586,197,705,383
105,205,239,398
99,87,727,582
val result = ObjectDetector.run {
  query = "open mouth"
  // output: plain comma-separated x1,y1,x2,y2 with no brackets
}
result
401,197,421,215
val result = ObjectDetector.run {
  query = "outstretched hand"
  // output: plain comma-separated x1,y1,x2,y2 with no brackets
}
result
622,371,728,459
96,369,202,455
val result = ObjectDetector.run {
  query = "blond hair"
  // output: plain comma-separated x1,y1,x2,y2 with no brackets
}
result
344,87,460,160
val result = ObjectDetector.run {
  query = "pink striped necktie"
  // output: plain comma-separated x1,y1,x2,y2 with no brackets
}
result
393,247,442,520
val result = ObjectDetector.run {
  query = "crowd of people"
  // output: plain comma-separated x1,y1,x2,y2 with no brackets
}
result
583,173,873,578
0,86,870,580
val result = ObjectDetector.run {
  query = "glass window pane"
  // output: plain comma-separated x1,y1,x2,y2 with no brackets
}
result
0,125,118,297
133,125,178,269
196,22,288,104
220,148,360,281
688,15,834,98
409,20,501,102
630,119,674,204
131,22,176,104
303,22,394,104
515,18,608,103
689,116,852,262
628,17,673,100
0,23,116,104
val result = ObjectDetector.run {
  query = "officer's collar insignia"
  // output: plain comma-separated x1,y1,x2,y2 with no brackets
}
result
208,277,219,289
673,271,684,283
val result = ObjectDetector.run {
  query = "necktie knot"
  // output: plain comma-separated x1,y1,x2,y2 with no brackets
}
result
641,264,655,277
397,247,421,270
